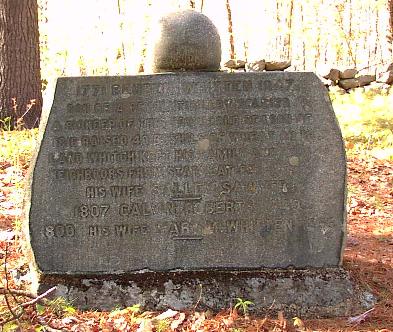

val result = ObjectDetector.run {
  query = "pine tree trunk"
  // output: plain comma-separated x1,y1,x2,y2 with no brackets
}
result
0,0,42,129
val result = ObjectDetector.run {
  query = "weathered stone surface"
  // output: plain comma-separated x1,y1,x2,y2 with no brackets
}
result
27,72,346,275
339,68,358,79
151,10,221,72
224,59,246,70
39,269,374,317
245,60,266,72
265,60,291,71
377,71,393,84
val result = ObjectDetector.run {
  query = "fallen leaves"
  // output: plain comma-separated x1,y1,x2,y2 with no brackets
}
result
342,156,393,330
0,164,24,226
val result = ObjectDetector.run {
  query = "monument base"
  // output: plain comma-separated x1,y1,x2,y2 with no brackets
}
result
36,268,374,318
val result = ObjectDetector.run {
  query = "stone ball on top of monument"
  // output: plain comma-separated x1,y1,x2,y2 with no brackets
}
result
149,9,221,73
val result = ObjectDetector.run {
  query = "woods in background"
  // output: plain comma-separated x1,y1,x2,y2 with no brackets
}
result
1,0,392,128
38,0,393,78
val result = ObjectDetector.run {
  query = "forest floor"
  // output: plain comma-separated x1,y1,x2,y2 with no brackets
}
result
1,88,393,331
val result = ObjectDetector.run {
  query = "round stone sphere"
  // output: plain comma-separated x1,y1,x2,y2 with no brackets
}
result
152,10,221,73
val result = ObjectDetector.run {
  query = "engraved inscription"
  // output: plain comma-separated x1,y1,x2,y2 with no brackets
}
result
88,225,110,237
76,84,106,97
73,204,110,218
30,73,345,272
49,151,83,165
114,224,150,237
205,219,255,234
44,224,76,238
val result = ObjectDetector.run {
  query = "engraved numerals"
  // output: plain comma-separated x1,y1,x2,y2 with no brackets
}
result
76,84,106,97
73,204,110,218
44,224,75,238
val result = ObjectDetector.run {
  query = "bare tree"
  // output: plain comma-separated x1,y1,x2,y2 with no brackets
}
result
226,0,235,59
286,0,294,59
0,0,42,129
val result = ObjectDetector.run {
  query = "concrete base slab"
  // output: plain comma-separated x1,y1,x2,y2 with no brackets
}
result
37,268,375,318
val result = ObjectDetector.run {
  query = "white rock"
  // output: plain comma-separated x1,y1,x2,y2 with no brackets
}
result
0,230,15,241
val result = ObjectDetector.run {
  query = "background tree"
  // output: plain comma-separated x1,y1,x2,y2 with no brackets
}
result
0,0,42,129
389,0,393,53
225,0,235,59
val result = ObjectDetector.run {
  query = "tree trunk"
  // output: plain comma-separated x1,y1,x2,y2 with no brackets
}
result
286,0,294,59
389,0,393,54
0,0,42,129
225,0,235,60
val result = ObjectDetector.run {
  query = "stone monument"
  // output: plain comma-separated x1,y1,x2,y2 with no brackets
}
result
25,10,373,316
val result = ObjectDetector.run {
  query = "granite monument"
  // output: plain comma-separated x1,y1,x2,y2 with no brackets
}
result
25,10,372,316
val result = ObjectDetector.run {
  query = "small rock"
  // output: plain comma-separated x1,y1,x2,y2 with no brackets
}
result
338,78,358,90
245,60,266,72
387,63,393,71
357,74,376,86
224,59,246,69
265,60,291,71
0,230,15,241
323,69,340,82
338,75,375,90
339,68,358,79
377,71,393,85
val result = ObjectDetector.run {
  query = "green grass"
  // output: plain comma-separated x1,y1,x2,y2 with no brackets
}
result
331,88,393,160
